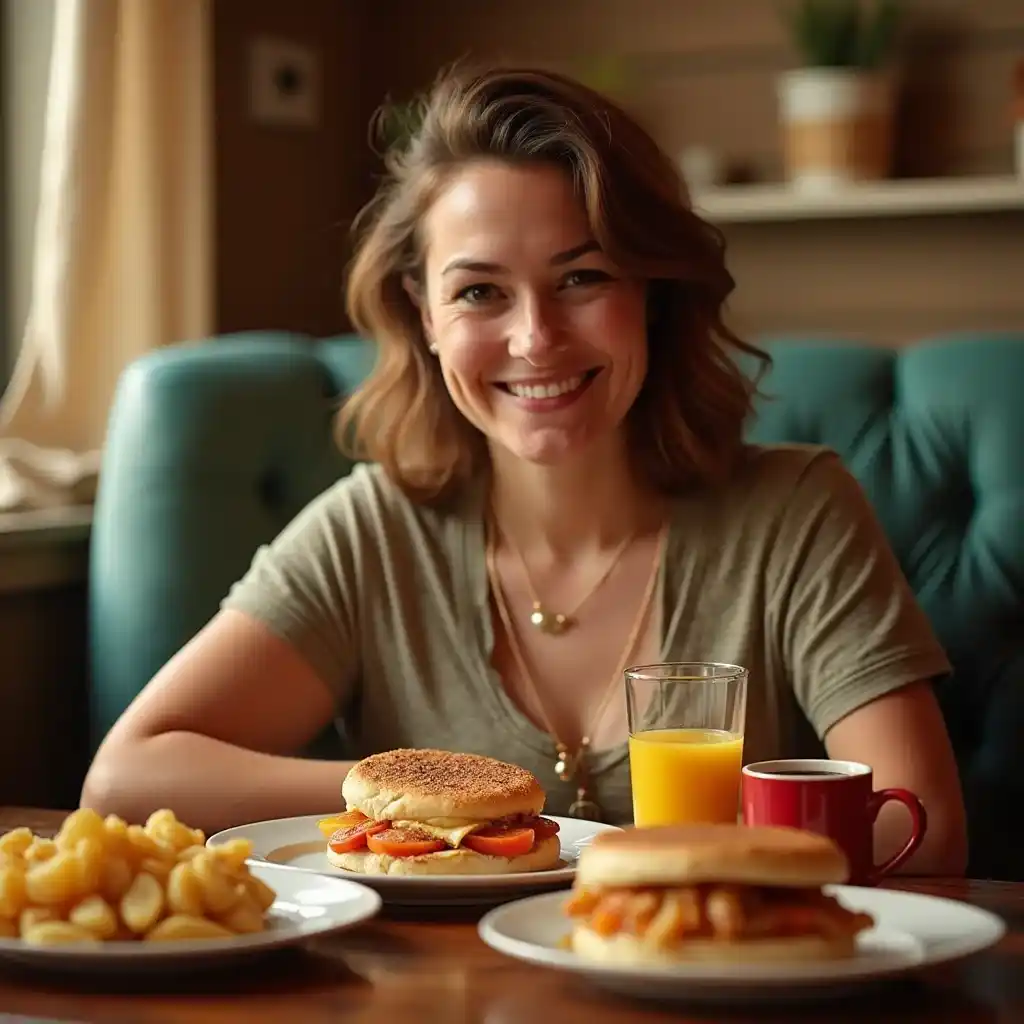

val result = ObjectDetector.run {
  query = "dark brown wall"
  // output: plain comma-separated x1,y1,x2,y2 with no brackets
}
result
208,1,1023,343
0,574,89,809
353,0,1024,344
357,0,1023,178
212,0,372,337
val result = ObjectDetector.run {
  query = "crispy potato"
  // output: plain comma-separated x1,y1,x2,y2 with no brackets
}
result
212,838,253,873
98,855,134,903
74,837,104,894
0,828,34,860
165,862,205,917
0,864,26,918
23,838,57,864
145,914,234,942
244,875,277,913
25,852,80,906
125,825,164,863
217,895,265,935
190,853,241,915
0,809,276,945
19,906,61,934
22,921,99,946
69,895,119,941
120,872,165,934
55,809,105,852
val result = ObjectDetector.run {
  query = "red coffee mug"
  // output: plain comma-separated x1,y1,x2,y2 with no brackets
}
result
741,759,927,885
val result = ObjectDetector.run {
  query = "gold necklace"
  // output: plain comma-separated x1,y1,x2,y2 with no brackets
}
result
497,520,637,636
486,518,668,820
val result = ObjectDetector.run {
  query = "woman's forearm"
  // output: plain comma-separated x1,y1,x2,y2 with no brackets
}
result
877,801,967,877
81,731,355,836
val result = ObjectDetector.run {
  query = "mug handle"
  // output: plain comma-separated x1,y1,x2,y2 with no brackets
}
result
865,788,928,884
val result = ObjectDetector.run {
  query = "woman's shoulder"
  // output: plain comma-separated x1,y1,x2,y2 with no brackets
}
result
734,442,848,487
675,442,849,500
728,443,865,510
671,443,868,537
306,462,477,541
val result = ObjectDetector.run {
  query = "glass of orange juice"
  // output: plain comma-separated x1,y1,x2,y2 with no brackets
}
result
625,662,748,827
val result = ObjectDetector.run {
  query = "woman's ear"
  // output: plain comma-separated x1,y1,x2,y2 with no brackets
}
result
402,273,421,306
403,273,437,353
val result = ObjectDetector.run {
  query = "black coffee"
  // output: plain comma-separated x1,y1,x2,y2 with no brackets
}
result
768,770,846,777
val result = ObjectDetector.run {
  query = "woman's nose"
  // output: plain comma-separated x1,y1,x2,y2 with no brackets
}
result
507,302,564,363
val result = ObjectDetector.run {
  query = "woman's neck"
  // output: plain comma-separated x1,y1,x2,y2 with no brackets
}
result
487,438,666,561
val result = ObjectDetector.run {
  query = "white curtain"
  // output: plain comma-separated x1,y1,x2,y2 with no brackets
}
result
0,0,213,511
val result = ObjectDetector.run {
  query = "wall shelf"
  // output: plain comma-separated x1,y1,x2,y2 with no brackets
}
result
690,176,1024,223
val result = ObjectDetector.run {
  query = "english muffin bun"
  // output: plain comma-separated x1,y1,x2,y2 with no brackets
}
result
575,823,850,890
327,834,561,877
342,748,546,822
571,926,857,965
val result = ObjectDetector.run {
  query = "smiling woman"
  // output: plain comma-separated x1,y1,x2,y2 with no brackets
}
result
341,68,765,502
80,65,966,877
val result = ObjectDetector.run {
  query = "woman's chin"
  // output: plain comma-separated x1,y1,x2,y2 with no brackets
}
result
492,428,607,468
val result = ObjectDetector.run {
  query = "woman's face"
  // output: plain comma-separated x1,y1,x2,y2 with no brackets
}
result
417,160,648,467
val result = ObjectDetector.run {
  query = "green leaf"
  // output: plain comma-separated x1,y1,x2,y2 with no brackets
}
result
783,0,902,68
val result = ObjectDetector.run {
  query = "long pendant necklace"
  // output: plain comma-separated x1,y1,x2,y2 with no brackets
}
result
486,518,668,820
497,521,637,636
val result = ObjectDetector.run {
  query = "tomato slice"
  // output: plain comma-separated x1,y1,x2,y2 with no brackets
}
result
327,819,389,853
527,816,561,841
463,826,535,858
366,828,448,858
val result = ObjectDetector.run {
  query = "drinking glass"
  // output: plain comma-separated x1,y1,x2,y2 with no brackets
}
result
625,662,748,826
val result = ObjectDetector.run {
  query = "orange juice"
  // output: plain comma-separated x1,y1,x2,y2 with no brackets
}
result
628,727,744,826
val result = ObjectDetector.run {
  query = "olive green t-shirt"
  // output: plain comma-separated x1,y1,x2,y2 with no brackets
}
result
220,444,951,825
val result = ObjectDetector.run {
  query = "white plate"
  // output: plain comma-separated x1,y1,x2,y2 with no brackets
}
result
0,862,381,976
478,885,1007,1005
208,814,621,907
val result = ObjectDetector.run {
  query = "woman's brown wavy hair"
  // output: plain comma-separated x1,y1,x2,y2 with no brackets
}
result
340,64,770,505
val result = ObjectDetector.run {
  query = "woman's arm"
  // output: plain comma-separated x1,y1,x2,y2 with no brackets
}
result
767,452,967,876
825,680,968,877
81,609,355,835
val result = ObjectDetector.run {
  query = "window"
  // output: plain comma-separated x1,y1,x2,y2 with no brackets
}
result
1,0,57,387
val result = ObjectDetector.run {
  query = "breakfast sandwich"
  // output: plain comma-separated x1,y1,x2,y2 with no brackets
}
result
564,823,874,964
317,748,562,876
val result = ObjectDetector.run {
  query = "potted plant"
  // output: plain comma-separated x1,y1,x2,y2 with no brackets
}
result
778,0,903,190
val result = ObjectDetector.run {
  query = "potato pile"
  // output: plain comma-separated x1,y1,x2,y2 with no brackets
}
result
0,808,276,946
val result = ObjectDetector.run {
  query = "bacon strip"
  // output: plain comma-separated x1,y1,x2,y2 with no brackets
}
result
565,884,873,948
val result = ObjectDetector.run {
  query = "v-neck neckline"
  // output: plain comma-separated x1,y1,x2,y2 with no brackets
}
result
461,483,675,779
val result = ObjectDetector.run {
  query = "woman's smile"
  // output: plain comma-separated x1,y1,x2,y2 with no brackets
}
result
495,367,603,410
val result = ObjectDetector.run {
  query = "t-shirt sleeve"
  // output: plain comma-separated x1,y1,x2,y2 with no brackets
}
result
770,450,953,739
219,477,363,704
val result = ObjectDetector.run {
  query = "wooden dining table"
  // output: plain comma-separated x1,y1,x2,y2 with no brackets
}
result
0,806,1020,1023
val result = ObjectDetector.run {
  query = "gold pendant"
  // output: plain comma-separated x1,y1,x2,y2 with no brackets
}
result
568,787,602,821
554,746,576,782
530,603,570,635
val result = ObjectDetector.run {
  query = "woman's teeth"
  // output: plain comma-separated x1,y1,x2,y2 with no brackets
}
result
506,375,584,400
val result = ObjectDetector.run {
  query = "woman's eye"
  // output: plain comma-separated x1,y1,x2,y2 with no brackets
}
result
455,283,499,303
562,268,611,288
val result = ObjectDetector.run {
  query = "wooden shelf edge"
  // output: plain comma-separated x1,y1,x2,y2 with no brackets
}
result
0,505,93,546
691,176,1024,222
0,506,92,590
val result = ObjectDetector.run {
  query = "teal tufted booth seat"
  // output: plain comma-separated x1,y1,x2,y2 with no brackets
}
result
89,331,1024,879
